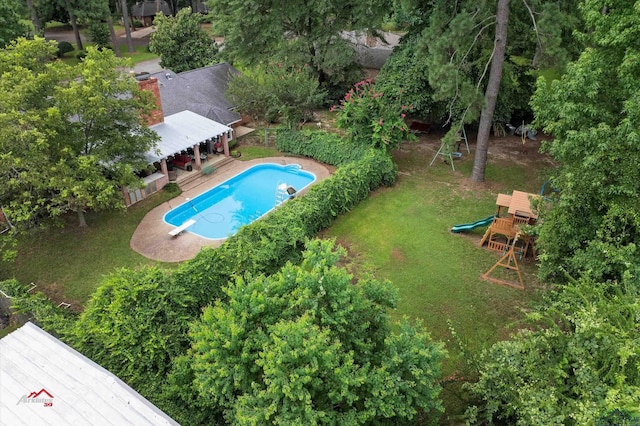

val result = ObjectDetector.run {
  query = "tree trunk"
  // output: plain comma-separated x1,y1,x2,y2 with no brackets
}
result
108,17,122,57
26,0,42,36
64,0,84,51
76,206,87,227
470,0,510,183
121,0,135,53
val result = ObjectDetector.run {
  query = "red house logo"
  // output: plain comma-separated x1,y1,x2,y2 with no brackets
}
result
17,388,54,407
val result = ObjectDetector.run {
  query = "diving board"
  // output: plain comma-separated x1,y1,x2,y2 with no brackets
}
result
168,219,196,237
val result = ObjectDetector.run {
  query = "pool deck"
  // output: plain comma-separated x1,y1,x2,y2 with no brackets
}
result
130,157,332,262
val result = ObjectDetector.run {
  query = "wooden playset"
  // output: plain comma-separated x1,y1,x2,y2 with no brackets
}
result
480,190,539,257
480,190,540,290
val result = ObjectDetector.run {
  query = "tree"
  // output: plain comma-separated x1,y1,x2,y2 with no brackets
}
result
119,0,134,53
73,0,124,56
208,0,392,95
187,239,446,424
409,0,582,181
375,31,441,120
149,7,218,73
0,39,158,232
61,0,84,51
0,0,29,47
470,0,510,182
226,62,327,127
24,0,43,36
531,0,640,283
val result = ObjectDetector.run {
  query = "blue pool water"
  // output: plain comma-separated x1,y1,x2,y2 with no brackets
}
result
164,163,316,239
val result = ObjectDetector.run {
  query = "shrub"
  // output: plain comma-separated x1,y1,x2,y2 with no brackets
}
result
56,41,74,58
75,50,87,60
226,63,327,127
468,278,640,424
69,268,195,396
162,182,181,196
88,22,110,49
334,79,416,151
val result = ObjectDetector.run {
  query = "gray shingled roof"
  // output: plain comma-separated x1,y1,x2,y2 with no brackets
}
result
0,322,179,425
131,1,172,17
150,63,242,126
146,110,232,162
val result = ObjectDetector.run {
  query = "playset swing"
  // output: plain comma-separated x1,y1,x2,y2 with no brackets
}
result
481,233,525,290
429,126,469,171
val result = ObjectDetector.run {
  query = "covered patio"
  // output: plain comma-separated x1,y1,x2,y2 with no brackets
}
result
146,109,234,179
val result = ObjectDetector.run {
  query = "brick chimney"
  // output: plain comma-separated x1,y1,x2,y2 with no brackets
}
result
138,77,164,126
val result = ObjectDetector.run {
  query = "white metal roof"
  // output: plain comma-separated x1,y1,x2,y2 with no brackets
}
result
146,110,232,163
0,322,179,425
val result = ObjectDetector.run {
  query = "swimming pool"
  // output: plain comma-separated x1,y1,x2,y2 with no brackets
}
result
164,163,316,239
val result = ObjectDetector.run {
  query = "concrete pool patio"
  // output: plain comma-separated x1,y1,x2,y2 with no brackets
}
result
130,157,332,262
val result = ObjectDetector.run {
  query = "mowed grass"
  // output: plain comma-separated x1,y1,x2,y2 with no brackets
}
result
1,189,180,306
2,133,550,420
323,139,547,421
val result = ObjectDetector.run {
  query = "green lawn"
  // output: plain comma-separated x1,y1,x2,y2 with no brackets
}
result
1,135,550,421
60,44,158,66
1,188,180,306
323,140,547,422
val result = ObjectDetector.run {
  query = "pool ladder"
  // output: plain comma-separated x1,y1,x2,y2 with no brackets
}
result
275,182,289,206
276,182,297,206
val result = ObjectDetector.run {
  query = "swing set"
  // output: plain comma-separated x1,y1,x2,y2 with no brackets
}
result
481,233,525,290
429,126,469,171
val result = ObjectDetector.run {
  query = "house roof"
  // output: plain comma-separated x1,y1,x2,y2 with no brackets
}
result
149,63,242,126
147,110,232,162
131,1,172,17
0,322,179,425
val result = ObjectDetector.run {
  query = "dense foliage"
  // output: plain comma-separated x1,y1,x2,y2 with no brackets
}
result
149,7,219,73
0,0,29,47
226,63,327,127
275,129,373,166
88,22,110,49
334,79,416,152
375,31,439,120
469,3,640,423
207,0,391,96
532,0,640,283
0,38,158,259
188,239,446,425
69,268,196,396
468,277,640,424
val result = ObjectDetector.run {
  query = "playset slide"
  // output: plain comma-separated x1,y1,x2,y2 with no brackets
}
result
451,215,495,233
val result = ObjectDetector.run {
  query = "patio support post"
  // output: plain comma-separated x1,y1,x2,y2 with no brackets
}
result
222,132,230,157
160,158,169,176
194,144,202,171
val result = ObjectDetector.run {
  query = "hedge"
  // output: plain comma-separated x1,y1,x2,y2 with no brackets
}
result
169,133,397,308
6,130,399,421
275,128,374,166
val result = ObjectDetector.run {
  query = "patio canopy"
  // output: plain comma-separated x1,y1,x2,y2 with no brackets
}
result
145,110,232,163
